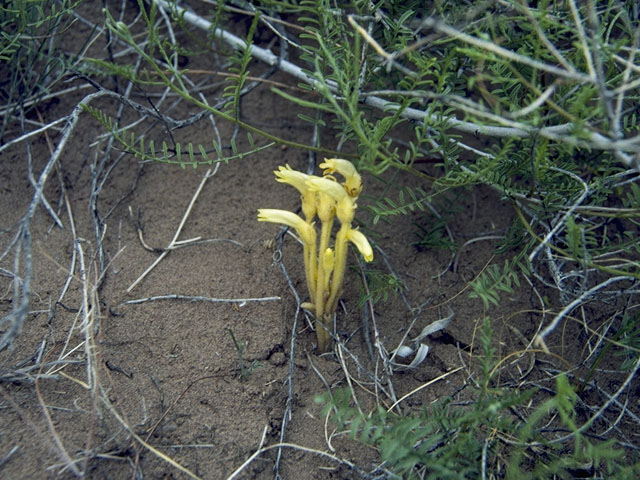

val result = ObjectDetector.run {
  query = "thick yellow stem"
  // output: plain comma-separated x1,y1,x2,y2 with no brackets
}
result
303,241,316,302
326,223,350,317
314,262,329,352
314,219,334,352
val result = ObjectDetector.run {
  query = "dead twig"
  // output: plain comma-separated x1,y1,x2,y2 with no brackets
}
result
120,294,281,306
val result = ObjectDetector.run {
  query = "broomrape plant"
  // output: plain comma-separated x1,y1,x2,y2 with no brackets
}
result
258,159,372,352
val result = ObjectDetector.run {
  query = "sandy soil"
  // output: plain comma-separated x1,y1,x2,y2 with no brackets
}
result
1,2,637,479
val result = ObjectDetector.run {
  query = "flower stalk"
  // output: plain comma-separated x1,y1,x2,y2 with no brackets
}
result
258,159,373,352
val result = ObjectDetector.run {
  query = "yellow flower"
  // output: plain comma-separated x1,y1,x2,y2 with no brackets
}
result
259,161,368,354
347,229,373,262
257,209,316,246
259,208,318,306
274,164,309,191
274,165,317,221
320,158,362,198
306,177,355,224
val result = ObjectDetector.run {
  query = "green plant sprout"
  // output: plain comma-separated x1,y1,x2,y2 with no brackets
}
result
258,159,373,352
227,328,262,379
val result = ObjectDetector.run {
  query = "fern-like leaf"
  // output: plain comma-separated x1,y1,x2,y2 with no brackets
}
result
357,269,403,308
81,104,275,166
222,13,260,120
469,254,530,309
368,185,429,224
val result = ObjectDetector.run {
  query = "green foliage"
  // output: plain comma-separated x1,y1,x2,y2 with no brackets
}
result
222,12,260,120
412,215,456,252
613,312,640,372
367,185,430,225
564,215,593,264
0,0,82,140
469,254,530,310
317,318,634,479
318,389,481,479
356,269,403,308
506,374,630,479
227,328,262,380
82,103,273,167
494,218,529,255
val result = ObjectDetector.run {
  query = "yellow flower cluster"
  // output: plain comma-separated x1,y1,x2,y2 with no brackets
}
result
258,159,373,352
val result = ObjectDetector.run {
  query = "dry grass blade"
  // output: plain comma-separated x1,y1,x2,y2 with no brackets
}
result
0,385,81,477
228,441,368,479
101,396,203,480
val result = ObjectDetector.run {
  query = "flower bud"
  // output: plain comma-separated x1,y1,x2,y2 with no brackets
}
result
320,158,362,198
347,229,373,262
257,209,316,246
306,177,355,224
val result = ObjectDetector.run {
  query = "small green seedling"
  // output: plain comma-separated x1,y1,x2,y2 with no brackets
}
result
227,328,262,379
258,159,373,352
